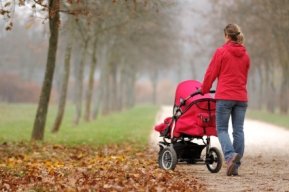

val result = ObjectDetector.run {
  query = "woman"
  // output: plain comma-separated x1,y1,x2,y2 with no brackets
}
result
201,24,250,176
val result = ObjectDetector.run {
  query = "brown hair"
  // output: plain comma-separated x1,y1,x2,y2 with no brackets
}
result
224,24,244,44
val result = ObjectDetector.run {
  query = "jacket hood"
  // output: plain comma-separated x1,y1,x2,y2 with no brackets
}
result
224,41,246,57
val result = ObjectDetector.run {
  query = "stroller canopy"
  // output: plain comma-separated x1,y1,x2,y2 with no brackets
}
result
174,80,212,106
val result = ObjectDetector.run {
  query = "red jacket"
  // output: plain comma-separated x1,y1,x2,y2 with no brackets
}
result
201,41,250,101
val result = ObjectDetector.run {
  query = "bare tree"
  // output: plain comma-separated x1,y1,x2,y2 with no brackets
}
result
31,0,60,140
84,37,98,121
51,16,74,133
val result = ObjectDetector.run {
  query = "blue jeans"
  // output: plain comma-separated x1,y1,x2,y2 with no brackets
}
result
216,100,247,167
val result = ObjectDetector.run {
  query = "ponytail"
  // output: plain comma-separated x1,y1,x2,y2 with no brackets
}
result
237,33,244,44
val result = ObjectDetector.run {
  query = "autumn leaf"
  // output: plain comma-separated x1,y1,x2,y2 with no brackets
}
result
0,9,10,16
18,0,25,6
4,2,11,7
5,22,13,31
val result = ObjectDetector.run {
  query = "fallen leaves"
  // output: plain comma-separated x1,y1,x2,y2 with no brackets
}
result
0,142,206,191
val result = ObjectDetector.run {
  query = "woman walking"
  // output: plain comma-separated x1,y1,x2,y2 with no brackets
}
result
201,24,250,176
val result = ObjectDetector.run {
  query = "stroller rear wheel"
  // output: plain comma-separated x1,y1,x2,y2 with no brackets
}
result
206,147,222,173
158,145,177,170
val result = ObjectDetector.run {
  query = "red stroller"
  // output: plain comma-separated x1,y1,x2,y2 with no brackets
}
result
154,80,222,173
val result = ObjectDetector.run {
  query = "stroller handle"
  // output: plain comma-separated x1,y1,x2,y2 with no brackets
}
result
179,90,215,107
190,90,215,97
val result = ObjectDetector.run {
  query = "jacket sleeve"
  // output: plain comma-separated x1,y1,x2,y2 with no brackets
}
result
245,54,250,83
201,48,223,94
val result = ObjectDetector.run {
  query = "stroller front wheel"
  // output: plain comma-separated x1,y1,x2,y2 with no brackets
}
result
158,145,177,170
206,147,223,173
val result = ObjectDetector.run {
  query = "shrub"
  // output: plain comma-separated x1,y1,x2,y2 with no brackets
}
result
0,72,41,103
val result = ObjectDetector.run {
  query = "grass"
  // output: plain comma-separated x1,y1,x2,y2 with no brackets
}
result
247,109,289,129
0,103,159,147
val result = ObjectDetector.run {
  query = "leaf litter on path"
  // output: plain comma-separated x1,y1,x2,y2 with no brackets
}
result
0,142,206,191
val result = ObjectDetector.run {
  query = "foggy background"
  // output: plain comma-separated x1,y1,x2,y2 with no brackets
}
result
1,0,288,115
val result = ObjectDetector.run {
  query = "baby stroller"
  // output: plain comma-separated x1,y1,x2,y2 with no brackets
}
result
154,80,222,173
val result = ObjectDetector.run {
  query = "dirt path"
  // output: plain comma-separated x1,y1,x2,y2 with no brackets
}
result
150,106,289,192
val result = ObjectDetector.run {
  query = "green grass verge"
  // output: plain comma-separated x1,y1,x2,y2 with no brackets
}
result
247,109,289,129
0,103,159,147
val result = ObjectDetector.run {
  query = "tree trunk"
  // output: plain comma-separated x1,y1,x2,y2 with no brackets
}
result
117,63,126,111
128,75,136,108
264,62,276,113
273,33,289,114
278,40,289,114
101,62,112,115
267,81,276,113
257,65,264,110
110,62,118,112
84,38,97,121
51,35,72,133
122,64,130,109
92,69,104,120
279,65,289,114
91,44,109,119
248,70,258,109
73,40,88,125
31,0,60,140
126,64,136,108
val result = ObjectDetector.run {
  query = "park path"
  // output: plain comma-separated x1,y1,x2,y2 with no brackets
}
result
150,106,289,192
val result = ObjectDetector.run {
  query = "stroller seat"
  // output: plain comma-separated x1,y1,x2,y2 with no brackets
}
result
155,80,217,139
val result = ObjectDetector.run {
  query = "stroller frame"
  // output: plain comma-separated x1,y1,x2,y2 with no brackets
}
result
157,90,223,173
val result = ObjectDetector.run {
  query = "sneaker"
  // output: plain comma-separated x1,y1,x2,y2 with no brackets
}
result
226,153,241,176
232,166,239,176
